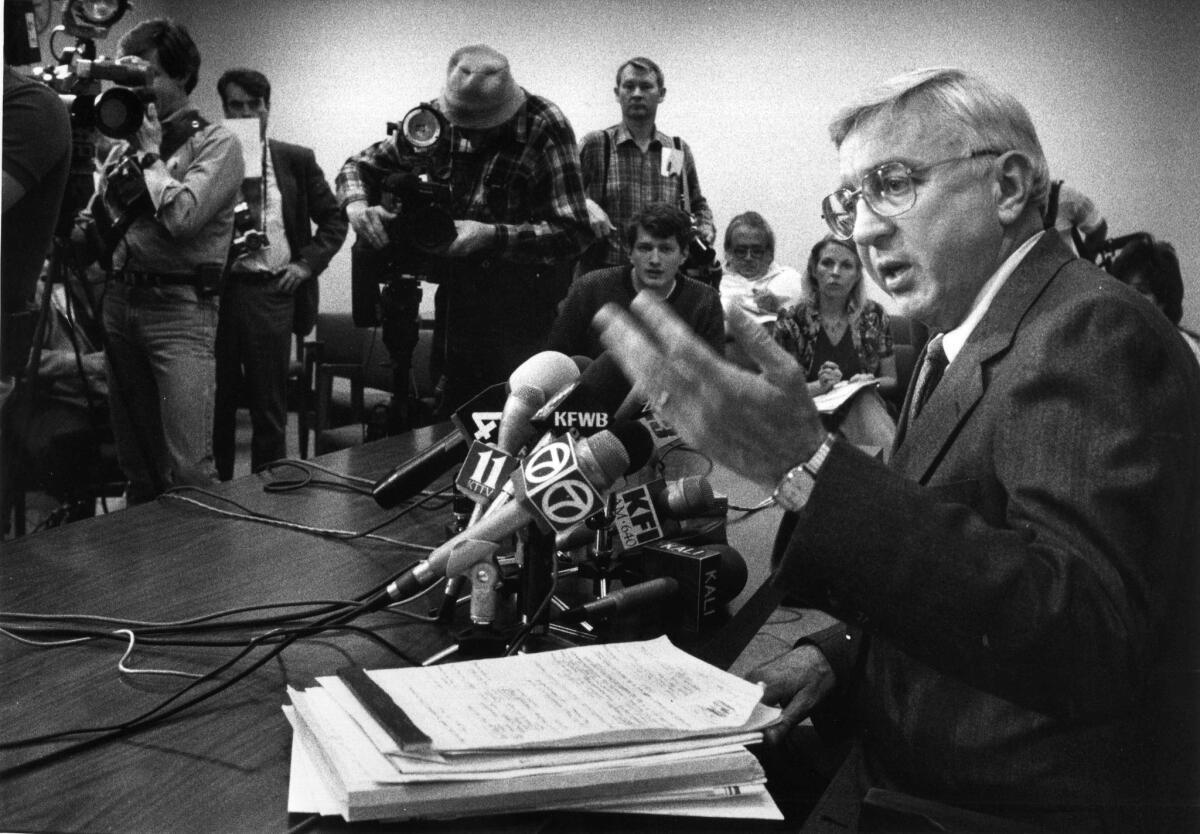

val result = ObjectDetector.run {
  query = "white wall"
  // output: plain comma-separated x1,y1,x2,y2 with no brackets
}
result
51,0,1200,330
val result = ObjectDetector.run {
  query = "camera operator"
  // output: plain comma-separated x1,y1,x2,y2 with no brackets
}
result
577,57,717,283
86,19,243,502
212,68,346,480
336,44,591,420
2,37,71,408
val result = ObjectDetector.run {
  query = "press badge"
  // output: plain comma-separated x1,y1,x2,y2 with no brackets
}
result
662,148,685,177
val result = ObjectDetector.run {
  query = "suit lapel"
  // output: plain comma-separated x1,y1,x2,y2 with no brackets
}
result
890,233,1075,482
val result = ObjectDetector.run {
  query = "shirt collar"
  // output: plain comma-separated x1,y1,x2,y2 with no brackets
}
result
612,122,667,148
942,231,1044,363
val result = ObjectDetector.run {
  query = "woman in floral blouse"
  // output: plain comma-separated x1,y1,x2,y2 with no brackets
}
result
775,235,898,453
775,235,899,400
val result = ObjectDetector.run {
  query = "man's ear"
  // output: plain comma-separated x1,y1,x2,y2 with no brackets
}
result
994,150,1034,225
658,86,666,101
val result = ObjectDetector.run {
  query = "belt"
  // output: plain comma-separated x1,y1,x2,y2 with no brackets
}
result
228,270,280,283
112,270,199,287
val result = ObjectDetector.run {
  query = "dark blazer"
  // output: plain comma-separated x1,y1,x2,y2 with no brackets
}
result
776,233,1200,827
269,140,347,336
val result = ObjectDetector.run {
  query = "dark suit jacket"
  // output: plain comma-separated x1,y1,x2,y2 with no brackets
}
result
776,233,1200,827
268,139,347,336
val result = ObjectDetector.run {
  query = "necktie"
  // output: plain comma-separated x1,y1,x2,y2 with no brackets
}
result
910,333,948,422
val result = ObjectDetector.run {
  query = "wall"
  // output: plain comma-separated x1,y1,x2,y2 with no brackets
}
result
36,0,1200,330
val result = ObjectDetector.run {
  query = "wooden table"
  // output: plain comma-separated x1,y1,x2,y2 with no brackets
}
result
0,425,789,833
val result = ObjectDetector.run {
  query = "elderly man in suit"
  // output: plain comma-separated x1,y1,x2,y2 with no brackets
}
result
213,68,347,479
595,67,1200,832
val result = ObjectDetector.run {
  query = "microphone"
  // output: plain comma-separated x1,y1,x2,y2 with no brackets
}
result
618,475,724,548
496,351,581,456
376,380,519,510
531,352,632,437
556,475,725,552
556,577,680,624
378,422,653,606
633,542,749,633
371,431,469,509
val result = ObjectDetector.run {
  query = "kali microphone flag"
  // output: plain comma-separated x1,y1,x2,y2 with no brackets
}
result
632,542,749,633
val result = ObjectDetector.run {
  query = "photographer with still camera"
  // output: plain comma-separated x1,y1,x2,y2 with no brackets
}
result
211,68,346,480
80,18,244,503
577,57,719,286
336,44,591,424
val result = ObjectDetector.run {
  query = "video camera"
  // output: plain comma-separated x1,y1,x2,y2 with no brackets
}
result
32,0,154,142
379,104,456,253
351,103,457,325
46,52,155,140
7,0,148,233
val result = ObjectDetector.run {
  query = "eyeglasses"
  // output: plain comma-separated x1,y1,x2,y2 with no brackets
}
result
821,150,1004,240
730,245,767,258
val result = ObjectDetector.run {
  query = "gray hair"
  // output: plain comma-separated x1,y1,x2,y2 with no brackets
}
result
829,67,1051,214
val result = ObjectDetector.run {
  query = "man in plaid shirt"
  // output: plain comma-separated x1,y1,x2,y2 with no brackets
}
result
577,56,716,275
336,44,591,417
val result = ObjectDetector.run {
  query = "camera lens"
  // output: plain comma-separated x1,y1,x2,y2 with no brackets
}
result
94,87,145,139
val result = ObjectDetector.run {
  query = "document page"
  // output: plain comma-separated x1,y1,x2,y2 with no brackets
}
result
334,636,775,752
813,378,879,413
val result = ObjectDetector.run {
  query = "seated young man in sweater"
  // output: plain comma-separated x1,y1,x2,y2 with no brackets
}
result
548,202,724,359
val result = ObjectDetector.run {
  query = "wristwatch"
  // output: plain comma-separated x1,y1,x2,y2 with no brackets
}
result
138,152,160,169
772,434,837,512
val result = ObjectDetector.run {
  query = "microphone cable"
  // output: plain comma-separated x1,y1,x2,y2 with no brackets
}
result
0,577,417,766
160,479,456,549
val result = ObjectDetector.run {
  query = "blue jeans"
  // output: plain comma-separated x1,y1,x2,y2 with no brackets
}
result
103,282,219,502
213,278,293,479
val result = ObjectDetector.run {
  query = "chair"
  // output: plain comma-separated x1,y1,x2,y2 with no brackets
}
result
2,386,126,537
298,313,438,457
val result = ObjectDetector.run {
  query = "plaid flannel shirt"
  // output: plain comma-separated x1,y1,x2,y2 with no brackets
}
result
335,93,590,266
578,123,714,267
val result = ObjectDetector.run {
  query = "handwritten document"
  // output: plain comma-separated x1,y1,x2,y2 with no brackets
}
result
330,636,775,752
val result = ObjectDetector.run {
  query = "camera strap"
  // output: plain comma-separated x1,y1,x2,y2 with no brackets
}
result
159,110,209,163
673,136,692,215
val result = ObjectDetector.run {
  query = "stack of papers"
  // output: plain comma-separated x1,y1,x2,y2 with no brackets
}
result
285,636,783,822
